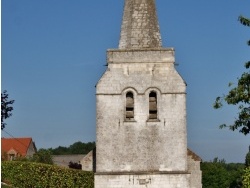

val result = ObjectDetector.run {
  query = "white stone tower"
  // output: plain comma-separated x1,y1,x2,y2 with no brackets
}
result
95,0,201,187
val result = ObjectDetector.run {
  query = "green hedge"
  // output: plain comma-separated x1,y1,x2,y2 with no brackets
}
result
1,161,94,188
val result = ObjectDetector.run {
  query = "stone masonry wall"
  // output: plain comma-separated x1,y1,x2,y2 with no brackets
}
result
96,49,188,173
187,155,202,188
97,49,185,95
95,173,191,188
96,93,187,172
81,150,94,171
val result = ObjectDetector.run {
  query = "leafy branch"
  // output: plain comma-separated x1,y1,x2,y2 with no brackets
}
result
213,16,250,135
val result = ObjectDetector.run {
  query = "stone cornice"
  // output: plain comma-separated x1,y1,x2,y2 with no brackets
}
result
107,48,175,64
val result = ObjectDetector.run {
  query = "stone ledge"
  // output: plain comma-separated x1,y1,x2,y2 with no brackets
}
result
107,48,175,64
95,171,191,175
96,92,186,95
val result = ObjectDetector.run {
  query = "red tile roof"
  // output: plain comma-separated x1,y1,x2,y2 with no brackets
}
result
1,137,33,157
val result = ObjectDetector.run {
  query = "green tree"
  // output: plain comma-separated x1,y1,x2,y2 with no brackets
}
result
214,16,250,135
246,146,250,167
51,146,69,155
30,149,53,164
1,90,15,130
48,141,96,155
69,141,86,154
201,159,245,188
242,146,250,188
201,161,230,188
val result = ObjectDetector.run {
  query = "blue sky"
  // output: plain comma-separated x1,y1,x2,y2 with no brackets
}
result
2,0,249,162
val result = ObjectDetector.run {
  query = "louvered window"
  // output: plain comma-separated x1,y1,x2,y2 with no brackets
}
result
149,92,157,119
126,92,134,120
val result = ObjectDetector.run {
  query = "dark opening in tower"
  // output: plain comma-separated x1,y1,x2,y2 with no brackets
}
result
126,92,134,120
149,91,157,119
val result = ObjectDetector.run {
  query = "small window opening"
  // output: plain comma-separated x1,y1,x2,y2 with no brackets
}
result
126,92,134,120
9,154,15,161
149,92,157,119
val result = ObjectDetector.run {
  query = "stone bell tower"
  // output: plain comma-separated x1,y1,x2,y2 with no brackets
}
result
95,0,201,187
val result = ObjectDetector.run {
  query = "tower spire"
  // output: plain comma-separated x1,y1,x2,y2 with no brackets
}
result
119,0,162,49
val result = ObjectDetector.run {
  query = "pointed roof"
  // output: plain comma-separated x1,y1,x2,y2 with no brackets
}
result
1,137,34,157
119,0,162,49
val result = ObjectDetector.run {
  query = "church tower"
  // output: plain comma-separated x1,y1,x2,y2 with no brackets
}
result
95,0,201,187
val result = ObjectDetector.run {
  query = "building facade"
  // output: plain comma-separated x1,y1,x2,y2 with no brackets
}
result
95,0,202,187
1,137,37,161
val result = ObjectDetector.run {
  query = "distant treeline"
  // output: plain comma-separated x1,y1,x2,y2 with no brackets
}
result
201,158,245,188
44,141,96,155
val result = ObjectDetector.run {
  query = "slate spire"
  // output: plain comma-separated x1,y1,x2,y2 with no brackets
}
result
119,0,162,49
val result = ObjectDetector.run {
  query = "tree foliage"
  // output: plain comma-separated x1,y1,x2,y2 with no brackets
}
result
1,90,15,130
214,16,250,135
242,167,250,188
30,149,54,165
46,141,95,155
239,16,250,46
201,158,245,188
246,146,250,167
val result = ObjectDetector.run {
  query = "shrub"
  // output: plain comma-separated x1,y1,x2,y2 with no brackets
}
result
30,149,54,164
1,161,94,188
68,161,82,170
242,167,250,188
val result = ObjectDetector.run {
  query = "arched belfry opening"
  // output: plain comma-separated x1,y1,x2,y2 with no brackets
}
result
149,91,157,120
125,92,134,120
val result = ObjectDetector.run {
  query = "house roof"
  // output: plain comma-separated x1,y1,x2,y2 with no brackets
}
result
1,137,34,157
187,148,202,162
